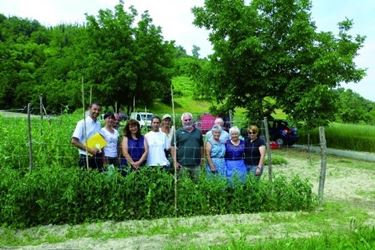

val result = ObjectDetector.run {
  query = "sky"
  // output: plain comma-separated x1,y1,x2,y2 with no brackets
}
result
0,0,374,101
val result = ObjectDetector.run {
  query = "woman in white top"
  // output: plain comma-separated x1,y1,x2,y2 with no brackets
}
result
100,112,120,167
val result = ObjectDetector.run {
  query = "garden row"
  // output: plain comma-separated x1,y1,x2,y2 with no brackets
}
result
0,165,316,228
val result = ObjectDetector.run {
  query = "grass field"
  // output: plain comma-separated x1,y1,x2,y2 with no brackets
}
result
299,122,375,153
1,149,374,249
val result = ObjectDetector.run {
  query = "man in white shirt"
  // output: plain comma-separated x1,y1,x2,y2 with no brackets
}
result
145,116,170,168
205,117,230,143
71,103,103,171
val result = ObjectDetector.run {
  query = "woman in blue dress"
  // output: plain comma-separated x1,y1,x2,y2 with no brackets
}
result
121,119,148,171
205,125,226,177
225,126,247,183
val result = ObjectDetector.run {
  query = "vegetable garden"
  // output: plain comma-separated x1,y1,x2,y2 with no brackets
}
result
0,114,374,248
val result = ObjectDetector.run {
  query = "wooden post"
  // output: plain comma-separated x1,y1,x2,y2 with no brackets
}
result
318,126,327,205
133,96,135,111
82,78,89,170
229,110,233,127
89,86,92,105
263,117,272,181
171,84,178,216
39,95,44,121
307,132,312,165
27,103,33,171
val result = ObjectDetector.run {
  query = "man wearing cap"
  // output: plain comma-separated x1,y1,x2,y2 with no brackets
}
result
100,112,120,167
160,114,175,145
145,116,170,168
71,102,104,170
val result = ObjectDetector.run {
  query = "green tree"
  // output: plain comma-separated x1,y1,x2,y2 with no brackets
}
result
192,45,201,58
85,4,173,113
335,88,374,124
0,16,48,109
193,0,365,126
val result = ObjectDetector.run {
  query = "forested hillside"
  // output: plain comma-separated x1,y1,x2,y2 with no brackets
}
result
1,1,375,126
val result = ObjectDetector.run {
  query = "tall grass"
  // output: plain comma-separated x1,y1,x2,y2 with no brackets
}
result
298,122,375,153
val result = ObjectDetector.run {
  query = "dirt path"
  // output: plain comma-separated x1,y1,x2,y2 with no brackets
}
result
6,149,375,249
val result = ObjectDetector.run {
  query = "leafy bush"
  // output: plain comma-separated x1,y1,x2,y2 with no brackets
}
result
0,165,316,228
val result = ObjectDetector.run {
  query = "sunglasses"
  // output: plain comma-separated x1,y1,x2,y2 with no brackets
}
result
248,131,257,134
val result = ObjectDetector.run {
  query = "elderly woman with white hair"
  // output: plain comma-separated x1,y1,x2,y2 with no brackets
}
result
225,126,247,183
205,124,226,177
205,117,230,143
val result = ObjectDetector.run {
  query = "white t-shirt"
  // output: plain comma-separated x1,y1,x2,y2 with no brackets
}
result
100,127,119,158
145,131,170,166
72,116,101,155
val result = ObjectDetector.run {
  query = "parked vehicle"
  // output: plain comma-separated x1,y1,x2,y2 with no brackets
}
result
196,113,216,134
268,119,298,146
130,112,153,128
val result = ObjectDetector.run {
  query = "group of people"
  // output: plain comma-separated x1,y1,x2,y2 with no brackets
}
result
71,103,266,182
204,118,266,183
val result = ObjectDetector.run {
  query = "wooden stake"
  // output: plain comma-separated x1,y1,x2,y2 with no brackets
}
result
263,117,272,181
171,83,178,216
27,103,33,171
318,126,327,205
39,95,43,121
82,77,89,170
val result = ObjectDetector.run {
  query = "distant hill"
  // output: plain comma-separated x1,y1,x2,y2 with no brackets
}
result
149,76,211,117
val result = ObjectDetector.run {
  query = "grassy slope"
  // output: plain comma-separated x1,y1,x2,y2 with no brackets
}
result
150,76,286,126
149,76,211,117
1,149,374,248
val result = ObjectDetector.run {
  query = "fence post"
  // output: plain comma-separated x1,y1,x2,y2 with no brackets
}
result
81,77,89,170
263,117,272,181
318,126,327,205
27,103,33,171
39,95,44,121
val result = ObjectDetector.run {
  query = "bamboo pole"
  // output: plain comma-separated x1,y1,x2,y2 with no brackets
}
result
89,86,92,106
171,84,178,216
82,77,89,170
318,126,327,205
263,117,272,181
27,103,33,171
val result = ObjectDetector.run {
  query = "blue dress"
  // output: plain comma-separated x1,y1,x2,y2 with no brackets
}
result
206,138,226,177
225,140,247,183
120,136,146,167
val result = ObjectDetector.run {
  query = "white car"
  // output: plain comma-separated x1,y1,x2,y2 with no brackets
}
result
130,112,153,128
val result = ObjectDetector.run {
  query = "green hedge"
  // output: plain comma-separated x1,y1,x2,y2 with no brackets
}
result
0,165,316,228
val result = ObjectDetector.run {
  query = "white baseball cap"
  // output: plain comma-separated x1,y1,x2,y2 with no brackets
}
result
162,114,172,120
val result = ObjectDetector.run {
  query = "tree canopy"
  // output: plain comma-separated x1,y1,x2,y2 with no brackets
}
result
193,0,366,126
0,4,175,114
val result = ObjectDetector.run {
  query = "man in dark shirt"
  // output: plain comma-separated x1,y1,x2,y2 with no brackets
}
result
171,112,203,181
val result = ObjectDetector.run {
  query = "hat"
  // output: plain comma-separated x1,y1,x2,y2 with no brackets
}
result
162,114,172,120
104,112,115,120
